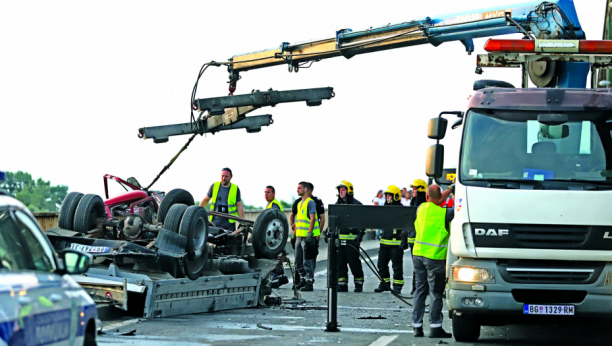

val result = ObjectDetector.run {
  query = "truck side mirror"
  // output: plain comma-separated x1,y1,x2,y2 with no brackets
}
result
428,118,448,140
60,250,93,275
426,144,444,178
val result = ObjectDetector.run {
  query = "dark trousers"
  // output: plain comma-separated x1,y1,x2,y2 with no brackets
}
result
412,255,446,328
377,245,404,290
338,243,364,287
295,237,318,284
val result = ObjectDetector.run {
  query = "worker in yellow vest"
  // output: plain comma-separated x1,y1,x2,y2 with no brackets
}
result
411,185,453,339
264,185,283,211
200,167,245,232
293,181,320,292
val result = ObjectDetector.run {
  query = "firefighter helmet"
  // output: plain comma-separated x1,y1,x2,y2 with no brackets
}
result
336,180,354,195
384,185,401,202
410,179,428,192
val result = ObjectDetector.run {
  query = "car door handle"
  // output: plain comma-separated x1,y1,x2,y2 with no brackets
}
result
18,296,32,305
48,294,63,303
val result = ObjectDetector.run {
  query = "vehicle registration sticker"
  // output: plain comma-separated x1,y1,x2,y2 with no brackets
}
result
524,304,574,315
69,243,109,253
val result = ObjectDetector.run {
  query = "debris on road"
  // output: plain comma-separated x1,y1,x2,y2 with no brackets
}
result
257,323,273,330
356,315,387,320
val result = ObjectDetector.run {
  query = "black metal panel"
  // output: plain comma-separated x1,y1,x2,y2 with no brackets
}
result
195,87,335,115
329,204,417,231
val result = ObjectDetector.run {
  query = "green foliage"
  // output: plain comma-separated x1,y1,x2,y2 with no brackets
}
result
279,199,293,210
0,171,68,212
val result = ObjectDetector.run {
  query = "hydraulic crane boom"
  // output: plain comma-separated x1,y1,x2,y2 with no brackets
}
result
227,0,584,90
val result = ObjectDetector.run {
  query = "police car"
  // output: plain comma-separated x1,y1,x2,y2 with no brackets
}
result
0,175,98,346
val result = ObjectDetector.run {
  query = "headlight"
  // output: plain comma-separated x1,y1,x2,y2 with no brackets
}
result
451,266,495,283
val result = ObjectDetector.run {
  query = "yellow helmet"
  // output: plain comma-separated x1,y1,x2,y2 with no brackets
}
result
384,185,401,202
336,180,354,195
410,179,428,192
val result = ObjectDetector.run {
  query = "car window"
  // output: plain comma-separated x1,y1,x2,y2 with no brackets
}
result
0,209,55,272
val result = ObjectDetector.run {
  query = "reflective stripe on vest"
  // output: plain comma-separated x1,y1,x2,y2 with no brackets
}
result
295,197,320,237
413,202,449,260
209,182,238,223
266,199,284,212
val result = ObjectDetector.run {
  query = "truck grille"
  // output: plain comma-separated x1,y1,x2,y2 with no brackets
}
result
513,225,589,249
506,268,593,283
512,289,587,304
497,260,603,285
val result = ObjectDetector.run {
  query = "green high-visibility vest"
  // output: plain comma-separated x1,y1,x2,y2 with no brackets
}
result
209,182,238,223
266,199,284,212
295,197,320,237
413,202,449,260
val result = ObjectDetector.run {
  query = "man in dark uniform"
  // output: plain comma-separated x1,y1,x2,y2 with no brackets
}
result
374,185,407,294
335,181,365,292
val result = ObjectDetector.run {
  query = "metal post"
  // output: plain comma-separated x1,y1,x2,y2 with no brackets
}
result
325,215,340,332
522,62,529,88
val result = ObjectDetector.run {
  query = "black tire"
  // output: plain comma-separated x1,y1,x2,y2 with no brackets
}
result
218,258,253,275
183,254,207,280
252,209,289,259
157,189,194,224
84,320,97,346
452,313,481,342
74,194,106,234
163,204,188,234
179,206,209,261
58,192,83,230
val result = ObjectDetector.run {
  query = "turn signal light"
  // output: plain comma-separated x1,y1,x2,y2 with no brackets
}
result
484,39,612,54
484,39,534,52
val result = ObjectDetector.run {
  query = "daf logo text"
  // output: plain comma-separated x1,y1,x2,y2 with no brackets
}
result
475,228,509,236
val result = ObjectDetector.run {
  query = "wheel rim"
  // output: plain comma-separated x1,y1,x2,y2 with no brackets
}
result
192,217,206,249
185,251,206,274
265,218,284,250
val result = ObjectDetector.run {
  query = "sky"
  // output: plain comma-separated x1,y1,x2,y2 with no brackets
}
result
0,0,607,208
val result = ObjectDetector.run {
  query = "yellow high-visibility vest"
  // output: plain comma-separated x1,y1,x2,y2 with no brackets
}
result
413,202,449,260
295,197,320,237
209,182,238,223
266,199,284,212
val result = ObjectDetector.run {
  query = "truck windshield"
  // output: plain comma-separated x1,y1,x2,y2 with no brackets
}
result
460,110,612,189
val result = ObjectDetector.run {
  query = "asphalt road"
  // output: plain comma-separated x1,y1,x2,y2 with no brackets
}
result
98,248,609,346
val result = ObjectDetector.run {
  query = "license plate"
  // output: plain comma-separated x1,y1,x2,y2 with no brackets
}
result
69,243,109,253
524,304,574,315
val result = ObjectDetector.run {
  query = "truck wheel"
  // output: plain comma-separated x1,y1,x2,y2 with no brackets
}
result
163,204,188,234
58,192,83,230
218,258,253,275
452,313,481,342
179,206,209,261
252,209,288,259
183,254,207,280
157,189,194,224
74,194,106,234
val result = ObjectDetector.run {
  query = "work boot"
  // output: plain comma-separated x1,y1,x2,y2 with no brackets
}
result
354,283,363,293
270,281,280,289
296,280,307,290
373,283,390,293
337,285,348,292
278,276,289,287
300,283,314,291
413,327,424,337
429,327,452,339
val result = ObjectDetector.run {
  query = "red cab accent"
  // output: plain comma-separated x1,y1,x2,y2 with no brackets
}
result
105,190,148,207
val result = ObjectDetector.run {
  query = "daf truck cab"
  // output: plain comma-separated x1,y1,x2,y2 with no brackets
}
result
428,87,612,341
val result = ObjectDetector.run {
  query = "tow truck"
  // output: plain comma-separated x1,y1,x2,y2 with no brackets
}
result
138,0,612,341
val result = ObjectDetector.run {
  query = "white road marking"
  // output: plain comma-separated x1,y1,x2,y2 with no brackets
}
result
103,318,140,331
369,335,399,346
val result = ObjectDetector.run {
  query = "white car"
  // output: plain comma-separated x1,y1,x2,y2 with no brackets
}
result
0,193,98,346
